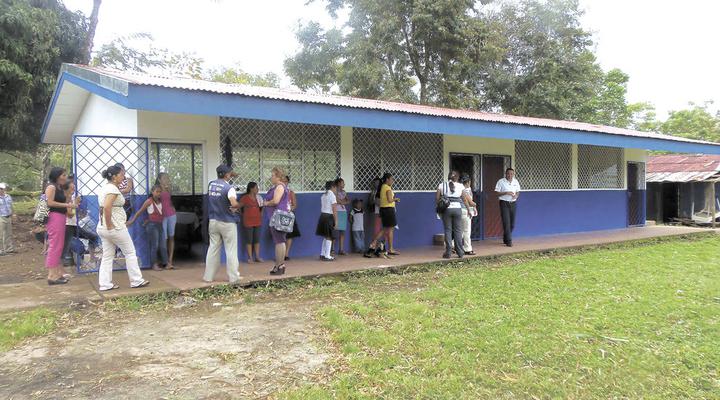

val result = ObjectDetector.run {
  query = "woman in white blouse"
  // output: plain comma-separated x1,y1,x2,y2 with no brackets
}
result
96,165,149,291
436,171,465,259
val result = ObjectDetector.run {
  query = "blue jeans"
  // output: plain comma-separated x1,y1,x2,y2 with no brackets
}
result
351,231,365,253
146,222,168,266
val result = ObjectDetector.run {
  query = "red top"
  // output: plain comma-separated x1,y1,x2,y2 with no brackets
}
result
147,200,164,223
240,194,261,227
160,191,176,217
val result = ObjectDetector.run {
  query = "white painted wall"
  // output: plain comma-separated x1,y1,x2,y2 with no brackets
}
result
137,111,221,192
340,126,354,190
624,148,647,189
73,94,137,137
442,135,515,178
625,148,647,163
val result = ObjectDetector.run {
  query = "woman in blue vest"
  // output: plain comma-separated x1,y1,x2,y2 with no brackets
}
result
203,165,242,284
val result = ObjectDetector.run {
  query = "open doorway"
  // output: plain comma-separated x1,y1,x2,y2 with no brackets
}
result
449,153,481,240
150,142,205,262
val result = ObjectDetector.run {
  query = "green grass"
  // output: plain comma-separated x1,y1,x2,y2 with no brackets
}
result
12,200,37,216
282,236,720,399
0,308,58,351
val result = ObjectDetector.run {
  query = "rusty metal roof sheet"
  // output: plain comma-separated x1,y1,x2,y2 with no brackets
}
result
66,64,718,147
646,155,720,182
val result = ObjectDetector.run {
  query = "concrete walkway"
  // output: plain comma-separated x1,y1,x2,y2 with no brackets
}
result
0,225,710,312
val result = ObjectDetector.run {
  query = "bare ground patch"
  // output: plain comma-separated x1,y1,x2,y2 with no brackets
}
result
0,299,334,399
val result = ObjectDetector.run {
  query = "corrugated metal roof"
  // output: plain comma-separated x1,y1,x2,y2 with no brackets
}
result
646,155,720,182
67,64,717,147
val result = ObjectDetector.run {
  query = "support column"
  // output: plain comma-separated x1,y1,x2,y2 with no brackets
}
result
340,126,354,190
712,182,717,228
571,144,578,190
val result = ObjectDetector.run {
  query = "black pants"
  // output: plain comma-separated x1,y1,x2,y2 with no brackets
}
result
499,200,516,244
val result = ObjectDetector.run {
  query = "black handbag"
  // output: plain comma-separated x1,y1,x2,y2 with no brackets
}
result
436,182,450,214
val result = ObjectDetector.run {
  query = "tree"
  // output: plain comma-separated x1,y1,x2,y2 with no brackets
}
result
285,0,628,122
659,102,720,142
482,0,607,121
0,0,87,150
91,33,205,78
207,64,280,87
286,0,496,107
83,0,102,63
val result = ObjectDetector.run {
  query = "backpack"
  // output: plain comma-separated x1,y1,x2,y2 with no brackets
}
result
435,182,450,214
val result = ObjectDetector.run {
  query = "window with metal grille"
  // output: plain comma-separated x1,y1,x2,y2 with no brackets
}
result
578,145,624,189
353,128,443,191
150,143,203,195
74,136,149,196
514,141,572,190
219,117,340,191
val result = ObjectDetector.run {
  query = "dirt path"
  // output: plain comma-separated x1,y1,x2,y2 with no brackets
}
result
0,299,334,399
0,217,48,285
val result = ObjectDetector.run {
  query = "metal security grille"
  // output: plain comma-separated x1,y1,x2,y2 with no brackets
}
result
74,136,149,196
514,141,572,190
150,143,203,195
635,161,646,190
353,128,443,190
578,145,624,189
220,117,340,191
73,136,149,274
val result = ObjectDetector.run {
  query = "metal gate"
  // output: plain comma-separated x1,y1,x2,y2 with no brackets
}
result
72,135,149,273
627,161,646,227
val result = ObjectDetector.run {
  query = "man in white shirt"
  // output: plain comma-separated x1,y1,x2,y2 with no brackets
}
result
495,168,521,247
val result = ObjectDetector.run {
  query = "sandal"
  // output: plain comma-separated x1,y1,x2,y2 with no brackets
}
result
99,283,120,291
387,251,400,256
131,280,150,289
48,277,69,286
166,264,175,270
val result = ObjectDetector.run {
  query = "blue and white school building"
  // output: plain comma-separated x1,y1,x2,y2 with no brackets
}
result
41,64,720,270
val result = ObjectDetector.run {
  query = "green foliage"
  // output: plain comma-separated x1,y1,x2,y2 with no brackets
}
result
281,236,720,399
660,102,720,142
91,33,204,78
288,0,499,106
207,64,280,87
285,0,636,124
0,308,58,351
0,0,88,150
0,145,72,190
484,0,605,121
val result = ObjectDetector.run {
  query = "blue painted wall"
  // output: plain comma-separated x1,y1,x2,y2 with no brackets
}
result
79,189,642,269
514,190,632,237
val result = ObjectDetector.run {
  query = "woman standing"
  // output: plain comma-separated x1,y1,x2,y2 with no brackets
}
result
460,174,477,256
44,168,76,285
263,167,290,275
283,175,301,260
316,181,338,261
366,173,399,257
333,178,349,255
437,172,465,259
96,165,149,291
156,173,177,269
240,182,263,263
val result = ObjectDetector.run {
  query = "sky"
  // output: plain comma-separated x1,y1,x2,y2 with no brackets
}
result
63,0,720,119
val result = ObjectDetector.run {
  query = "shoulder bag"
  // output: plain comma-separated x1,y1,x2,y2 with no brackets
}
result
435,182,450,214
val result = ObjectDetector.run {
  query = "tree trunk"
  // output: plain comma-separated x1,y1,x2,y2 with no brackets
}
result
84,0,103,63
